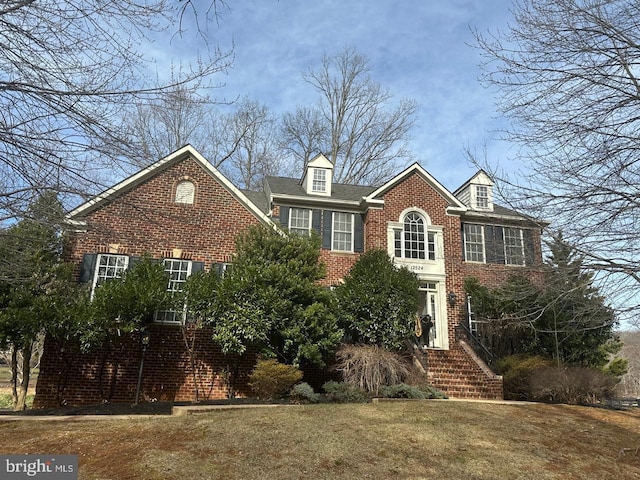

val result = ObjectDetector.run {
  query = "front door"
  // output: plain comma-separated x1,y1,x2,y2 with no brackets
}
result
417,282,438,347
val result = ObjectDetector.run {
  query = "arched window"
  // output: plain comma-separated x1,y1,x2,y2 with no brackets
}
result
175,180,195,204
404,212,425,259
394,212,436,260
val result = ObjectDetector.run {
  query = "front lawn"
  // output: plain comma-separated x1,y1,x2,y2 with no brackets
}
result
0,401,639,479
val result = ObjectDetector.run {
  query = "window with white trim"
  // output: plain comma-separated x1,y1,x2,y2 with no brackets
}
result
476,185,488,209
289,208,311,236
312,169,327,193
175,180,195,204
92,254,129,294
463,224,485,262
504,227,525,266
332,212,353,252
156,259,192,324
394,212,435,260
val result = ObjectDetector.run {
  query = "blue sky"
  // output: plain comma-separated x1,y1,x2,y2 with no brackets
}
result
160,0,516,191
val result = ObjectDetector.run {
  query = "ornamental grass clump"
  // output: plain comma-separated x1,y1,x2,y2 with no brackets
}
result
335,344,411,395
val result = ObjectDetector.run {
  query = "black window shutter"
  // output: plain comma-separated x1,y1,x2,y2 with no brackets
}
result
279,206,290,229
494,226,505,264
312,209,321,235
191,261,205,274
523,229,536,266
354,214,365,252
483,226,494,263
79,253,97,284
322,210,333,249
212,262,224,277
128,256,141,268
485,225,505,264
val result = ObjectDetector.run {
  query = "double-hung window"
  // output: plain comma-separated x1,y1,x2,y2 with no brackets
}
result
289,208,311,236
312,169,327,193
463,224,485,262
503,228,525,266
332,212,353,252
92,254,129,295
156,259,192,324
476,185,488,209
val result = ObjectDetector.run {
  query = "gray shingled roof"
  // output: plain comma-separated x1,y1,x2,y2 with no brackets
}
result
463,203,544,226
241,189,270,214
493,204,520,217
266,176,377,202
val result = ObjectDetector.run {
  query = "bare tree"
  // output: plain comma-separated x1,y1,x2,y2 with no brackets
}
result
280,47,417,185
617,331,640,397
0,0,231,222
129,92,283,190
226,99,285,190
128,84,218,168
473,0,640,317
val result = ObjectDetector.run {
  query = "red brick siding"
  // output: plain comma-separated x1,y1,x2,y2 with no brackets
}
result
34,326,257,408
36,155,266,408
65,156,262,267
319,250,360,286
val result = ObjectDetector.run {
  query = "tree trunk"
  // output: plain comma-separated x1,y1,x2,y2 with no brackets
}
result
181,325,200,403
14,342,33,411
10,345,18,410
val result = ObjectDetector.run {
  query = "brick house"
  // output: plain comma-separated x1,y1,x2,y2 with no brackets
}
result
34,145,544,407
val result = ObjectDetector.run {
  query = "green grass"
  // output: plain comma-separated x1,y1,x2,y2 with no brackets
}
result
1,401,639,479
0,393,34,409
0,364,39,384
0,364,11,383
0,364,38,410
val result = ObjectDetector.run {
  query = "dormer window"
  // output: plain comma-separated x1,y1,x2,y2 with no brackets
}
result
454,170,494,212
312,169,327,193
175,180,195,204
302,154,333,196
476,185,488,209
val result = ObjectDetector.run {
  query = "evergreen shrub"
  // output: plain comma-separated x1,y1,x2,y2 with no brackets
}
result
290,382,320,403
248,359,303,399
322,381,370,403
496,354,554,400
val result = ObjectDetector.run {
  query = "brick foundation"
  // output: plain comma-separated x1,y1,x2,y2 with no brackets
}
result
34,325,257,408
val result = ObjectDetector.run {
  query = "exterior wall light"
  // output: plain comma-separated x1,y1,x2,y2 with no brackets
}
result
447,291,457,307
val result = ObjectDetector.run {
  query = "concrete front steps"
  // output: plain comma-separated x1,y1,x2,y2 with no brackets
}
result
424,341,503,400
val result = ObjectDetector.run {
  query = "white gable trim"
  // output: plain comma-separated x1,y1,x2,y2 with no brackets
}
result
66,145,274,227
363,163,467,214
453,169,495,195
301,153,333,196
306,153,333,169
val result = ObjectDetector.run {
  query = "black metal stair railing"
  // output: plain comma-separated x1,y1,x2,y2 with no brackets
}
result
455,322,496,369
